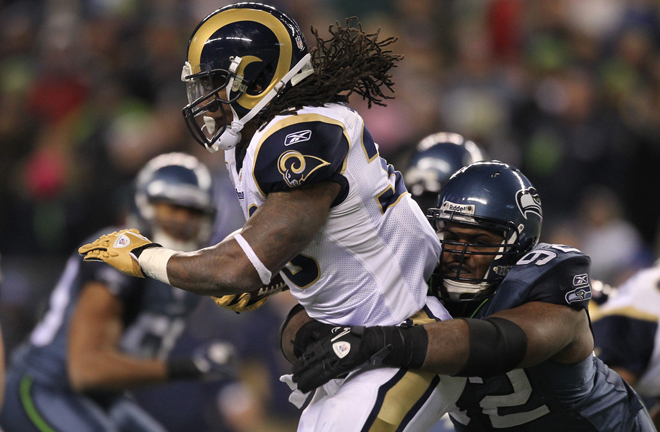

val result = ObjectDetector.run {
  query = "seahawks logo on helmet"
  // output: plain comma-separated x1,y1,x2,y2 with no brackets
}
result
515,187,542,220
278,150,330,187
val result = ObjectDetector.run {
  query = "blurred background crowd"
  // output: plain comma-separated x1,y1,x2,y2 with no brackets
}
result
2,0,660,430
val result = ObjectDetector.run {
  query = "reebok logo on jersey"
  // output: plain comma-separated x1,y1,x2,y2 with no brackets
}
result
332,341,351,358
113,234,131,248
573,274,589,286
284,130,312,146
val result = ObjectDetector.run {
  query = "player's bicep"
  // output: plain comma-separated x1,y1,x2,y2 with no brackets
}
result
491,301,592,367
242,181,341,273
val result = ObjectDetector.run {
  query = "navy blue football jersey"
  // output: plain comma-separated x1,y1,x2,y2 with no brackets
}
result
9,227,201,392
449,243,649,431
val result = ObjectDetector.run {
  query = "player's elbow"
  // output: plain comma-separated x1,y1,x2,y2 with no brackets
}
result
68,352,103,392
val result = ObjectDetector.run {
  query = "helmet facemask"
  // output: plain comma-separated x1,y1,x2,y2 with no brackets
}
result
432,211,524,302
182,58,247,153
181,4,314,153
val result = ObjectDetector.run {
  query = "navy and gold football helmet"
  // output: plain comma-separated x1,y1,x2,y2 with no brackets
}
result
181,3,314,152
428,161,543,302
404,132,486,214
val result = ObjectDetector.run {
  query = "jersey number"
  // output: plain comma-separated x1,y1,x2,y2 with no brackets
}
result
281,254,320,289
361,125,408,213
452,370,550,428
517,244,580,266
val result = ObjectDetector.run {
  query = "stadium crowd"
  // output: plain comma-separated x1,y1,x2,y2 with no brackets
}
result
2,0,660,431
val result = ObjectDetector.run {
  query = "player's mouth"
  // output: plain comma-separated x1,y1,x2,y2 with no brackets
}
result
444,262,476,279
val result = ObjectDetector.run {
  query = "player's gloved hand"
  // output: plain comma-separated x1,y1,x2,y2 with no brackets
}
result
78,229,160,277
292,326,381,393
212,293,268,313
167,340,238,381
291,324,428,393
211,273,289,314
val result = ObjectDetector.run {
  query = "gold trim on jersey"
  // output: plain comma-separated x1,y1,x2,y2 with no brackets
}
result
187,8,292,110
366,370,439,432
360,123,379,163
252,113,351,196
375,183,409,214
590,305,659,323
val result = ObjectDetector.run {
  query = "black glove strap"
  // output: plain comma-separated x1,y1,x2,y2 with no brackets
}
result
166,358,202,380
131,243,162,258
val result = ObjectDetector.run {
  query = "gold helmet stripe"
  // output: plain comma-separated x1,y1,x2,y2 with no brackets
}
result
188,8,293,110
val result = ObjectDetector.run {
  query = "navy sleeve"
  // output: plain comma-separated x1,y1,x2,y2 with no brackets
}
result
253,116,350,195
593,314,657,377
498,245,592,310
525,255,592,309
77,259,142,299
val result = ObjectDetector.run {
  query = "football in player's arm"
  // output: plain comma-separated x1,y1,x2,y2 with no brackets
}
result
284,161,656,432
0,154,237,432
592,263,660,429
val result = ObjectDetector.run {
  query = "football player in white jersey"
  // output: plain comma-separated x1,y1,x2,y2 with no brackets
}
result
78,3,465,431
593,262,660,428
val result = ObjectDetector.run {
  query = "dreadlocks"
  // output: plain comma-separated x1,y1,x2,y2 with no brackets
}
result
258,18,403,125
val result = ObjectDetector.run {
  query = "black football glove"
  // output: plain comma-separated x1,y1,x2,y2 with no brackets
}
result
291,324,429,393
291,326,379,393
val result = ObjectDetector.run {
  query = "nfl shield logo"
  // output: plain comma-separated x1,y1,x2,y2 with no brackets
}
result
332,341,351,359
113,234,131,248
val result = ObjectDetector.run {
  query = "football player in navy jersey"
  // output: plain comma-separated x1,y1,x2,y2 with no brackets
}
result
78,3,468,431
287,161,655,431
0,153,237,432
592,262,660,428
404,132,486,218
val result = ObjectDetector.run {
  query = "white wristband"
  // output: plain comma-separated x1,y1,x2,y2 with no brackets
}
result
234,233,272,285
137,247,176,285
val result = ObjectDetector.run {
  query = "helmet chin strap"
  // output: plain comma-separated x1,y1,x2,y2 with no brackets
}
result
204,53,314,153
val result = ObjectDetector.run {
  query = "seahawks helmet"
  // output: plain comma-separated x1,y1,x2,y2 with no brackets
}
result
181,3,314,152
131,153,216,252
428,161,542,302
404,132,486,213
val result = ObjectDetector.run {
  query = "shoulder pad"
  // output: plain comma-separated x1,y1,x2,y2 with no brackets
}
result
504,243,592,309
252,113,350,195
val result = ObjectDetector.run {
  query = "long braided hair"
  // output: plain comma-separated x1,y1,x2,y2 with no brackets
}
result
257,18,403,126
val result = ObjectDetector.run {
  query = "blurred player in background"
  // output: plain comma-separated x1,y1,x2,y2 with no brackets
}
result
404,132,486,216
78,3,466,431
592,262,660,428
0,153,237,432
288,161,655,431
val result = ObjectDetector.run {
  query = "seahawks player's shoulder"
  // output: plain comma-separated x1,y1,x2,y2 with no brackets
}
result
251,104,352,195
502,243,592,309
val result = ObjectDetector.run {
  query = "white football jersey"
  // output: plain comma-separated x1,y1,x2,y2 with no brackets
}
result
225,103,442,326
593,264,660,397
